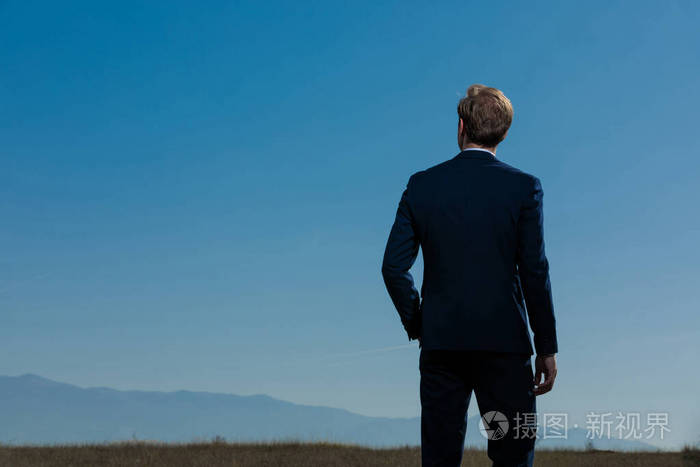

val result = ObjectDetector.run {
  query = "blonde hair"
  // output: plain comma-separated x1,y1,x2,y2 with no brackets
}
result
457,84,513,147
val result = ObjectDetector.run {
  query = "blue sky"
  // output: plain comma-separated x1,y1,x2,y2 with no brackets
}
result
1,0,699,449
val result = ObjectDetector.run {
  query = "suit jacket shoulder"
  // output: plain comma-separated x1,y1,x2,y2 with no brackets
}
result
494,159,542,190
408,155,539,199
490,158,539,186
405,158,456,191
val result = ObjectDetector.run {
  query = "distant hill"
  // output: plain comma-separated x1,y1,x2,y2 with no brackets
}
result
0,374,654,450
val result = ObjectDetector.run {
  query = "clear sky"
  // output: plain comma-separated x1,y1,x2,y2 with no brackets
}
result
1,0,699,449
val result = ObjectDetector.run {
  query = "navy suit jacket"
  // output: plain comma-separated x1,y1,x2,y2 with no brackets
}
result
381,148,558,355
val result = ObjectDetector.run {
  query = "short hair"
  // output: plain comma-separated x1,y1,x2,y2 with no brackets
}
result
457,84,513,147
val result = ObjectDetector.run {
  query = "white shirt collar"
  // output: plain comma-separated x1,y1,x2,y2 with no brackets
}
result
462,147,496,157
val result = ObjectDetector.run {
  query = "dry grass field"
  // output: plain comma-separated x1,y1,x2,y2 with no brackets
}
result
0,442,697,467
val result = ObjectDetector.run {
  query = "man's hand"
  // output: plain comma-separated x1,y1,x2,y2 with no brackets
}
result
533,354,557,396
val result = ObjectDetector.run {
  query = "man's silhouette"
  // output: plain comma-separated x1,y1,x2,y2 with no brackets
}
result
382,84,558,467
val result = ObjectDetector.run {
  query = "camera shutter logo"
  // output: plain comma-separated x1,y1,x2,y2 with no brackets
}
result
480,411,509,440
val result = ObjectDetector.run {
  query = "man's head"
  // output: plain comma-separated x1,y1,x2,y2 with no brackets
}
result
457,84,513,151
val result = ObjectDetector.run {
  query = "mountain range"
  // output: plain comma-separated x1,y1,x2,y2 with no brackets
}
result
0,374,655,450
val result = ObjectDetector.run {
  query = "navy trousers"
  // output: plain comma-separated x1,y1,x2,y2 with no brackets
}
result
419,349,536,467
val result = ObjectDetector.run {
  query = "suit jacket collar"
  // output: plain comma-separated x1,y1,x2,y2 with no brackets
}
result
454,148,497,161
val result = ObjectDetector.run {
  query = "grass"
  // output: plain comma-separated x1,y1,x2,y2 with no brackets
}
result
0,441,697,466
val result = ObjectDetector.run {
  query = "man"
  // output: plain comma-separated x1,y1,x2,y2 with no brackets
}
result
381,84,558,467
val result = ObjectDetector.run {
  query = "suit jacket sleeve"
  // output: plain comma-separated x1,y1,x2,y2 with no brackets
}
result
517,176,558,355
381,175,421,341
